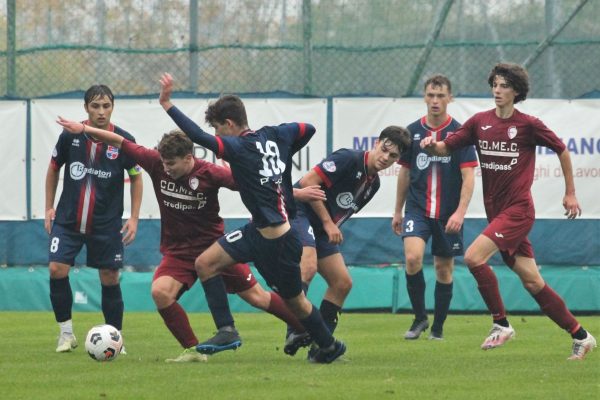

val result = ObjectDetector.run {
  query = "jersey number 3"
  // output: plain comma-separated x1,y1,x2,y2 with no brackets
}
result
256,140,286,177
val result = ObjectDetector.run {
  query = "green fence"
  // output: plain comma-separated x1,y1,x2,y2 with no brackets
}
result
2,0,599,99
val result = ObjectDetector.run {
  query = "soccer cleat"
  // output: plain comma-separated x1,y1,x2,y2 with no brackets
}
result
165,347,208,363
404,319,429,340
428,330,444,340
308,340,346,364
56,333,78,353
568,333,596,360
283,331,312,356
480,323,515,350
196,327,242,355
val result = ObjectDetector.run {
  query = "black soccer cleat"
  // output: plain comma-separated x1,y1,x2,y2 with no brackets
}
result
283,331,312,356
308,340,346,364
196,327,242,355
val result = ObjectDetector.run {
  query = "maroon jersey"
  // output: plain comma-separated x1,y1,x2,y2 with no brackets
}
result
444,108,566,217
121,139,236,260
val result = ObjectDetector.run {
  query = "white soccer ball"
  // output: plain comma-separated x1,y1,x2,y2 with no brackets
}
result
85,324,123,362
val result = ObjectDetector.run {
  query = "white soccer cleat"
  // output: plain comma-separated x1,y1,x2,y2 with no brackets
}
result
481,323,515,350
568,332,596,360
56,333,78,353
165,347,208,363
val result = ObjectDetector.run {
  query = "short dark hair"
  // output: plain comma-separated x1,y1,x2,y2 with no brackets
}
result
379,126,411,153
205,94,248,127
424,74,452,93
84,85,114,105
487,63,529,103
157,130,194,159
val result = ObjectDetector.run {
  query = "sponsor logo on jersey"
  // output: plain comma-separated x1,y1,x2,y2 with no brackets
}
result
416,152,451,170
356,171,362,179
507,126,517,140
72,138,80,147
106,145,119,160
481,125,492,131
494,232,504,238
69,161,112,180
322,160,336,172
336,192,354,209
189,177,199,190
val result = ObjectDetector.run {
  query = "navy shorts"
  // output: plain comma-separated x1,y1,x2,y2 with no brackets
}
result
401,213,464,257
217,222,303,299
48,223,124,269
291,213,340,259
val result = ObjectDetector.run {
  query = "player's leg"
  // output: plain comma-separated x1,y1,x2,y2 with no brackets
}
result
431,255,454,339
403,236,429,339
512,254,596,360
48,224,82,352
316,253,351,334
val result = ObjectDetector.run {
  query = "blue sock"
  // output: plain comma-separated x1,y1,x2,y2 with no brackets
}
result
202,275,235,329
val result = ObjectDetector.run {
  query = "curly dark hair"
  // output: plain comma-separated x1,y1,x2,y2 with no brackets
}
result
205,94,248,127
157,130,194,159
488,63,529,103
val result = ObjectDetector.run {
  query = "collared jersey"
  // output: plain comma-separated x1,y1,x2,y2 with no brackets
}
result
399,116,478,219
297,148,379,227
121,140,236,261
214,123,314,228
444,108,565,217
50,123,140,233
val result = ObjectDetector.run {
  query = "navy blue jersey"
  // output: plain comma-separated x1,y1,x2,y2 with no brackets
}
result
167,106,315,228
399,116,478,220
50,123,140,233
296,148,380,227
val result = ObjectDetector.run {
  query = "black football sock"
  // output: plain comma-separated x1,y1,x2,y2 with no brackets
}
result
102,283,124,331
202,275,235,329
432,281,453,332
50,276,73,323
406,270,427,321
319,299,341,334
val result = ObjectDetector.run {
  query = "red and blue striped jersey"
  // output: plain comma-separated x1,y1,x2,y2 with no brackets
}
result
50,123,140,233
399,116,478,220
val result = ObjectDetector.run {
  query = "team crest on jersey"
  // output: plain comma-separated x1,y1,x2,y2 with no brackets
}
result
106,145,119,160
52,147,58,158
322,161,336,172
507,126,518,140
336,192,354,209
189,177,199,190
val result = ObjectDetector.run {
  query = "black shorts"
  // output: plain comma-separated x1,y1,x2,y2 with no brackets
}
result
217,222,303,299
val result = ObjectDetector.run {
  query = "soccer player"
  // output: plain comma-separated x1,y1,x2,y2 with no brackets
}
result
421,63,596,359
158,72,345,363
45,85,143,353
392,75,478,340
288,126,410,349
54,119,319,362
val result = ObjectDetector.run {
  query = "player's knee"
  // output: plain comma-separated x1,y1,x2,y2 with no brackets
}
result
463,252,481,269
242,288,270,310
405,253,423,272
151,285,173,307
522,278,544,294
334,276,353,297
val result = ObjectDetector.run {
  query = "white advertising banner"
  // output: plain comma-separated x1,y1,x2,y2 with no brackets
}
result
31,98,327,219
0,101,28,220
333,98,600,219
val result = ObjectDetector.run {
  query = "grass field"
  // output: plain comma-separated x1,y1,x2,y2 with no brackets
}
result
2,312,598,400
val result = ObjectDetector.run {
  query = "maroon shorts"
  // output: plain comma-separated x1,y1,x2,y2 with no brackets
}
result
153,255,257,293
483,205,535,267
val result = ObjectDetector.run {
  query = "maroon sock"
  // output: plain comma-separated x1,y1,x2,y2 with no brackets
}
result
267,292,305,333
158,302,198,348
470,264,506,321
532,284,580,333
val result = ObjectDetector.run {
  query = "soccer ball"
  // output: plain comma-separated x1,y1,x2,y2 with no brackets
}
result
85,324,123,361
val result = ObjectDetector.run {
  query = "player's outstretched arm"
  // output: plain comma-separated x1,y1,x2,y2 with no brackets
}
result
56,117,124,148
558,149,582,219
159,73,220,154
420,136,450,156
293,185,326,203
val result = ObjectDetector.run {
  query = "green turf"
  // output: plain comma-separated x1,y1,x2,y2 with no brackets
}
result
2,312,598,399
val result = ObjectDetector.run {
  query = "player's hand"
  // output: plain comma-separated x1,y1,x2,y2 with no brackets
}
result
44,208,55,234
159,73,174,110
445,212,464,234
324,221,343,245
293,185,326,202
56,116,85,134
420,136,436,149
391,213,403,235
121,218,138,245
562,193,581,219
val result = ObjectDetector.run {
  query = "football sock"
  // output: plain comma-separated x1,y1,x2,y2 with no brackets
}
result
571,327,588,341
406,270,427,321
201,275,235,329
494,318,510,328
299,305,335,349
267,292,305,332
319,299,341,334
50,276,73,323
287,281,311,336
158,302,198,348
432,281,453,332
102,283,124,330
532,284,579,333
470,264,506,321
58,320,73,336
